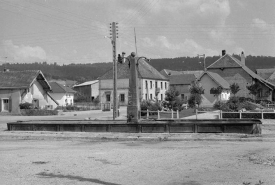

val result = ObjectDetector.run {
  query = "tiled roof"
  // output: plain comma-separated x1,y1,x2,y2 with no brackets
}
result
49,82,76,93
198,71,230,89
99,59,168,81
0,70,51,90
207,54,242,69
160,69,203,78
169,74,196,85
74,80,98,87
256,68,275,79
208,54,275,89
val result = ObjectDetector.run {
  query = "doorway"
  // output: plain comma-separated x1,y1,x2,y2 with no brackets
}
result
2,99,9,112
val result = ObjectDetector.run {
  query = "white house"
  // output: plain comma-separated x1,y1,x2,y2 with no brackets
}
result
0,70,58,114
48,82,76,108
98,58,169,106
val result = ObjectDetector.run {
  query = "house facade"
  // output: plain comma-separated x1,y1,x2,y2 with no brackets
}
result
73,80,99,101
198,71,230,106
206,51,275,101
0,70,57,114
168,74,196,101
98,58,169,106
48,82,76,108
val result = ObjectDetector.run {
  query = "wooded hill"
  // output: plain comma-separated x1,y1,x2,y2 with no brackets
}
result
0,55,274,83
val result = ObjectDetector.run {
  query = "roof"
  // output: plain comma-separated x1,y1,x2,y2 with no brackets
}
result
160,69,203,78
169,74,196,85
0,70,51,90
207,54,275,89
256,68,275,80
198,71,230,89
49,82,76,94
99,59,168,81
74,80,98,87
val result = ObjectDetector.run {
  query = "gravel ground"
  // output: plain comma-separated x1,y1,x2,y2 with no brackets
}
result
1,140,275,185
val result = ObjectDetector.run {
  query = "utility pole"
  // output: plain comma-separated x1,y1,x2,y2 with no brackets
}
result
110,22,119,119
198,54,206,71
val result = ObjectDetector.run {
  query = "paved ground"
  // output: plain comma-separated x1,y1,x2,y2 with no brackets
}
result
1,140,275,185
1,108,275,185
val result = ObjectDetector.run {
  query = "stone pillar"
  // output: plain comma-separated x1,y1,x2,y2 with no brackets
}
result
127,53,140,123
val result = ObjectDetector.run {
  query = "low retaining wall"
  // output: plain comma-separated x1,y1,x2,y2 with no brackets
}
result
7,119,262,134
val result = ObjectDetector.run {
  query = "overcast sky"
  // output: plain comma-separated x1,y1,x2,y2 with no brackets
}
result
0,0,274,64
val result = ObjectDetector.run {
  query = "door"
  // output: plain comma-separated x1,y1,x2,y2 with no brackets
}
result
3,99,9,112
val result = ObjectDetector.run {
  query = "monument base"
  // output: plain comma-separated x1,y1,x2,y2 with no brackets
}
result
127,105,140,123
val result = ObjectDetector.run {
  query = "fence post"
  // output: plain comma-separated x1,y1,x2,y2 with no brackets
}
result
157,110,160,120
171,109,174,119
196,109,198,120
261,110,263,119
177,110,179,119
240,112,242,119
220,110,222,119
147,109,149,119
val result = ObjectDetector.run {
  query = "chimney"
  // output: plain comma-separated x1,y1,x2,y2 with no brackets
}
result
222,50,226,56
241,51,245,66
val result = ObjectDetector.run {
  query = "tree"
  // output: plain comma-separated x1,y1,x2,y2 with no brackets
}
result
210,86,223,100
165,87,180,110
230,83,240,96
188,81,204,109
247,83,262,100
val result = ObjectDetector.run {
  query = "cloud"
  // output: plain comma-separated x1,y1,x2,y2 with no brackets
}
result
252,18,273,31
3,40,47,63
141,36,218,57
199,0,230,19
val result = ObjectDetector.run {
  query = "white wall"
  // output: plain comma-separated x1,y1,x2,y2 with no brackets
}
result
141,79,169,101
49,93,74,108
91,82,99,98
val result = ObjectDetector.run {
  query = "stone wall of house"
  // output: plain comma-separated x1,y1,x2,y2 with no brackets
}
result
0,89,21,114
170,84,190,101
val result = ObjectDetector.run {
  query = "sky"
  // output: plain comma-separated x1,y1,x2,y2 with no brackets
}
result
0,0,274,65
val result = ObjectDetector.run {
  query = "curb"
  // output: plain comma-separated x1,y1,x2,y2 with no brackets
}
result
1,132,275,142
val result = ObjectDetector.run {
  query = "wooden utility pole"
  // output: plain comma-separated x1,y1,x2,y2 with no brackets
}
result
110,22,118,119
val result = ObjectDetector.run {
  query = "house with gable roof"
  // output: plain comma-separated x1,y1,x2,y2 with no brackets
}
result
168,74,196,101
48,82,76,109
197,71,231,106
0,70,58,114
206,50,275,101
98,58,169,106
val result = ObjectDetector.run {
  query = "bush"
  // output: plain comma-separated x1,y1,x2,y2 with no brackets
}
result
140,100,162,115
20,109,58,116
19,102,34,109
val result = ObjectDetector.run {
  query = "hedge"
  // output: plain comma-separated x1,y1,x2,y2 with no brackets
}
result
21,109,58,116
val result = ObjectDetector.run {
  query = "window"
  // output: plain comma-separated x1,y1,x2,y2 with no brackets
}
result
106,94,111,102
150,81,152,89
145,80,148,89
2,99,9,112
120,94,125,102
161,82,163,89
165,82,167,89
155,81,158,88
145,93,147,100
150,94,152,99
181,94,185,100
161,94,163,101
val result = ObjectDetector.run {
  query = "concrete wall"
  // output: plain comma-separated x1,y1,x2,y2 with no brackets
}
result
91,82,99,99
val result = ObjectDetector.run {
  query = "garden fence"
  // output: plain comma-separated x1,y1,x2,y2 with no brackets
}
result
140,109,180,119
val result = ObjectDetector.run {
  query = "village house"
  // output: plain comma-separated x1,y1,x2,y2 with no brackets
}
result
168,74,196,101
0,70,57,114
48,82,76,109
197,71,230,106
73,80,99,101
206,50,275,101
98,58,169,106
